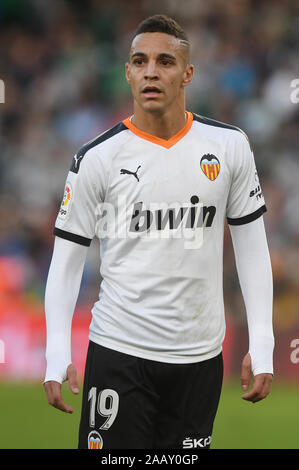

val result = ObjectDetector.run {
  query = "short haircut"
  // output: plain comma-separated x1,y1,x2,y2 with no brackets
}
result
132,14,190,64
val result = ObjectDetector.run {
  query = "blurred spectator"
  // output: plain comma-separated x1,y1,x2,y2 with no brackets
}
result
0,0,298,338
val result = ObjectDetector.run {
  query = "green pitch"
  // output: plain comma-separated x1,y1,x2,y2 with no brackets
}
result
0,380,298,449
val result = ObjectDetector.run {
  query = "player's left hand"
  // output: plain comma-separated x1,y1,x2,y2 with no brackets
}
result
240,353,273,403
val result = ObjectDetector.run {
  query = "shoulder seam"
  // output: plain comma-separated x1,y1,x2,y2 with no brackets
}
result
192,113,252,150
192,113,242,133
70,121,128,174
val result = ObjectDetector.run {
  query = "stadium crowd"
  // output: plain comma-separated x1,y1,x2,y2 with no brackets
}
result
0,0,298,377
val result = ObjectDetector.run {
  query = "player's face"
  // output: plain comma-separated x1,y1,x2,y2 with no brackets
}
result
126,32,193,114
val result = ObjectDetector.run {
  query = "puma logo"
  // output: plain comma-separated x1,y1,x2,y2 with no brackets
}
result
120,165,141,182
74,154,84,168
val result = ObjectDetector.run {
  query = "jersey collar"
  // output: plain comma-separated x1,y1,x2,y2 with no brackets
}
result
122,111,193,149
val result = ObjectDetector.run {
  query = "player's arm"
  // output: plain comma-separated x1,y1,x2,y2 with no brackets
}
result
44,147,102,412
226,131,274,403
229,216,274,403
43,236,88,413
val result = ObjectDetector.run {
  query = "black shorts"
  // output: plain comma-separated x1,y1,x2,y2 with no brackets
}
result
78,341,223,450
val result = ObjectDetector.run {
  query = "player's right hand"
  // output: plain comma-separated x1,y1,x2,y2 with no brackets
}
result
44,363,79,413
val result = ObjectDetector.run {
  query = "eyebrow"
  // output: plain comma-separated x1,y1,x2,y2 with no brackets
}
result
131,52,177,61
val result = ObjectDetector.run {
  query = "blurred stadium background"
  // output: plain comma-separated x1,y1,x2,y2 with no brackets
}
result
0,0,298,449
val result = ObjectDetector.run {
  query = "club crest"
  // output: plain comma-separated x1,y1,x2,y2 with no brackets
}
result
88,430,103,449
200,154,220,181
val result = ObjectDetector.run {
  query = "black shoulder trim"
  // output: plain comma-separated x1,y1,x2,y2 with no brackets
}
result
53,227,92,246
227,205,267,226
192,113,253,151
192,113,241,132
70,121,128,174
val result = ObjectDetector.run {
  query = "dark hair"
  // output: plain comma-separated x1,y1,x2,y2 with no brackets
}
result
132,14,190,62
133,14,189,42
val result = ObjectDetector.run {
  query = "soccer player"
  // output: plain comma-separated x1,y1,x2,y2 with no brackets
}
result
43,15,274,449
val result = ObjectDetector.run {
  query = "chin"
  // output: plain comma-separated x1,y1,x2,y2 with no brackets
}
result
141,100,166,114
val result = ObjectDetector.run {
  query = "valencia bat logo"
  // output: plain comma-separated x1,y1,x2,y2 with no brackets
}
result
200,154,220,181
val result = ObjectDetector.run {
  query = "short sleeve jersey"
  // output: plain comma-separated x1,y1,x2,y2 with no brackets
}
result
54,112,266,363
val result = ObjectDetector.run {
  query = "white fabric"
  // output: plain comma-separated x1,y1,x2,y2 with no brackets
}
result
55,118,265,242
44,236,88,383
44,217,274,383
52,115,268,365
229,217,274,375
45,113,274,380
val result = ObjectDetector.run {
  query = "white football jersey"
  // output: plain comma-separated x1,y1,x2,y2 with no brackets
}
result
54,112,266,363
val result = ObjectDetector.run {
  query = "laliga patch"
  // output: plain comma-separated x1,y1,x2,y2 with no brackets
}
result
88,430,103,449
58,181,73,220
200,154,220,181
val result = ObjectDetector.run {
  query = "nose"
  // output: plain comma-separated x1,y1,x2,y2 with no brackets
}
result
144,60,159,80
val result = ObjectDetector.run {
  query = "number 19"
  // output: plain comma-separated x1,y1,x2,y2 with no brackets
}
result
88,387,119,430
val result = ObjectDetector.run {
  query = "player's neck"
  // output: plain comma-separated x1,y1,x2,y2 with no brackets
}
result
131,104,187,141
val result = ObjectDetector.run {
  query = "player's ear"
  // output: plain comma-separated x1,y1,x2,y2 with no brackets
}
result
182,64,194,87
125,62,131,84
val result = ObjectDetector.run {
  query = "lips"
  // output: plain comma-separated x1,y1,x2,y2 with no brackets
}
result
142,86,162,97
